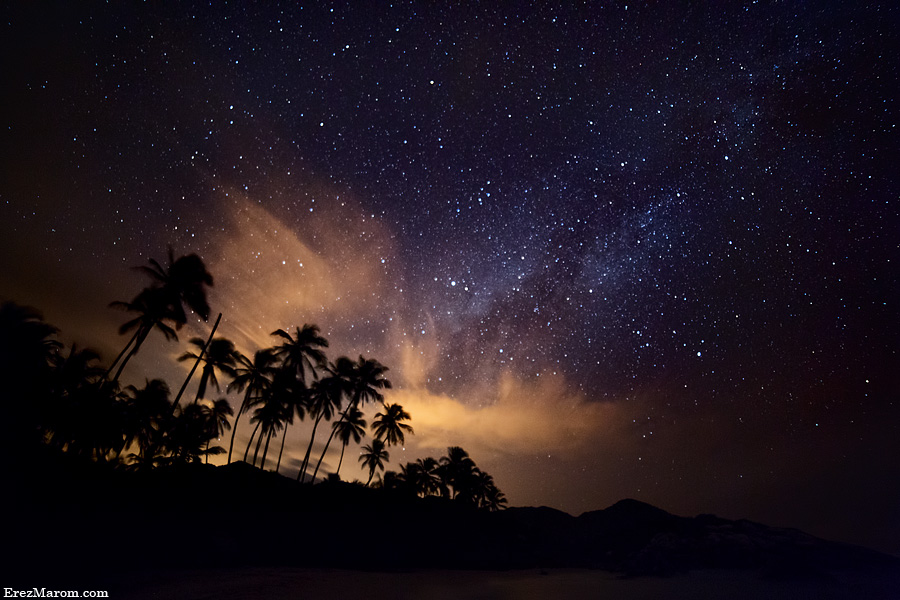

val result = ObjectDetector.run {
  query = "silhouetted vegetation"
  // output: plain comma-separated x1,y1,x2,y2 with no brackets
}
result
0,249,505,511
379,446,508,511
4,253,899,590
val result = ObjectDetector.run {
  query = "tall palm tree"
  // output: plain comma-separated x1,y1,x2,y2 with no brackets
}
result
270,368,309,473
203,398,234,463
371,403,413,447
177,337,237,403
310,356,391,482
332,406,366,478
226,349,275,464
248,392,285,469
270,324,328,384
359,439,389,486
135,248,214,324
108,249,213,381
297,364,349,482
108,287,180,382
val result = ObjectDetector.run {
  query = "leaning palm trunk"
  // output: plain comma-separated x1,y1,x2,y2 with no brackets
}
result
251,427,265,467
309,409,348,483
335,442,347,477
106,327,142,378
260,430,273,470
297,413,324,482
243,421,261,463
171,313,221,411
227,389,253,464
112,326,152,382
275,427,289,473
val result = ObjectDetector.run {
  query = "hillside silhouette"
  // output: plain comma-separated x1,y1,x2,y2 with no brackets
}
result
7,450,898,588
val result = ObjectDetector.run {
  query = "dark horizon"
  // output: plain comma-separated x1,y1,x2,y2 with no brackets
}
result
2,1,897,556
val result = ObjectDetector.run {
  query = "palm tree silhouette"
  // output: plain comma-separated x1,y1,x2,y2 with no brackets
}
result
122,379,172,464
0,302,63,449
108,250,213,382
248,391,285,469
203,397,234,463
439,446,477,500
359,439,389,486
371,403,413,447
44,345,106,445
413,457,445,498
108,287,179,382
297,362,349,482
270,325,328,384
310,356,391,483
226,349,276,464
332,406,366,478
136,248,213,324
177,337,237,403
0,302,61,373
473,471,507,511
169,402,214,463
269,368,309,473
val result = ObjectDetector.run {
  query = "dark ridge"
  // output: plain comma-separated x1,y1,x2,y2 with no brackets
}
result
7,451,899,589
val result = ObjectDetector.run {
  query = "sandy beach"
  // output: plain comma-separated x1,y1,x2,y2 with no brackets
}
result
104,566,900,600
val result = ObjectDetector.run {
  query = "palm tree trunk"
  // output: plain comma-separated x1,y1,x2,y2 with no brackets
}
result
106,327,141,377
275,427,289,474
260,430,273,470
309,420,341,484
172,313,221,411
194,368,210,404
251,427,265,467
297,413,323,482
227,390,251,464
243,421,261,463
335,442,347,477
113,326,151,382
366,467,375,487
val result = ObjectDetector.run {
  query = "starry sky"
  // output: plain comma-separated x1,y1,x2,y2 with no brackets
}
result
2,2,898,552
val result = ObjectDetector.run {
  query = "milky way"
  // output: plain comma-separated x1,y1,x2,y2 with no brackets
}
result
2,2,897,551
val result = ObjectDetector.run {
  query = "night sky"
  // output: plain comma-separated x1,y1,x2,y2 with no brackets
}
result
2,2,898,552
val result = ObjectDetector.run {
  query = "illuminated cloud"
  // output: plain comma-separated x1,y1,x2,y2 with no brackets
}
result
203,186,399,356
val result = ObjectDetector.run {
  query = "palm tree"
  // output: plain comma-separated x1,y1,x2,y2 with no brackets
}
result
413,457,445,498
270,367,309,473
248,392,285,469
108,249,213,381
371,403,413,447
203,398,234,463
297,364,349,482
0,302,61,376
135,248,214,324
44,345,106,445
359,439,389,486
108,287,179,382
0,302,62,448
332,406,366,478
169,402,212,463
439,446,477,500
226,349,276,464
474,471,507,511
310,356,391,482
270,325,328,384
177,337,237,403
122,379,172,463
